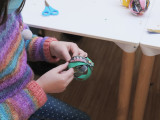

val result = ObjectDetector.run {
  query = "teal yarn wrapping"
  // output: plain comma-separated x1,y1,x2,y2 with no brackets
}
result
68,56,94,81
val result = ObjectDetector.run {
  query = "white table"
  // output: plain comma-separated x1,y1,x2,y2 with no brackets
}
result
22,0,152,120
132,0,159,120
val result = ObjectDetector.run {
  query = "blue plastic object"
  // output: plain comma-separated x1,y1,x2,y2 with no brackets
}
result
42,0,59,16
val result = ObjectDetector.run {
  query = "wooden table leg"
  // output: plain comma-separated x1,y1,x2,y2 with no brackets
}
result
132,55,155,120
117,52,135,120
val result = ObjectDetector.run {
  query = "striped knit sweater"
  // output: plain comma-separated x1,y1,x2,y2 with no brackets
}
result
0,12,57,120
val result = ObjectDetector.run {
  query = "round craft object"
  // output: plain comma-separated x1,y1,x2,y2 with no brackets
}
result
129,0,150,15
68,56,94,81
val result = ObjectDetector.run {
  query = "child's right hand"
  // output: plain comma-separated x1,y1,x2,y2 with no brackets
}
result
36,62,74,93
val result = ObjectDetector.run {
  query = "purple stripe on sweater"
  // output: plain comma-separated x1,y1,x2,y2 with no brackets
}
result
34,37,43,61
40,37,49,61
0,66,33,103
0,14,19,48
0,50,27,91
30,37,42,61
0,13,11,31
0,29,20,64
0,13,16,33
0,19,20,61
0,22,18,49
23,23,29,29
24,90,37,110
11,90,35,119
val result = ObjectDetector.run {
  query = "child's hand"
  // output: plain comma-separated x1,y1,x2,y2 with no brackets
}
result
50,41,88,61
36,62,74,93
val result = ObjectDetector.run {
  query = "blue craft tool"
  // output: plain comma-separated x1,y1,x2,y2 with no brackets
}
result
42,0,59,16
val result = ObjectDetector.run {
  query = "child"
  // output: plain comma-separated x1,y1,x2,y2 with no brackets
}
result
0,0,90,119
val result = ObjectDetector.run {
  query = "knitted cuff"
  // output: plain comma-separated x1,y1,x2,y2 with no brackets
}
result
43,37,59,63
26,81,47,107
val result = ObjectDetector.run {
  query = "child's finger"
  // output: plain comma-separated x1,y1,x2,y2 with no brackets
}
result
78,49,88,57
54,62,69,72
61,48,71,61
70,43,79,57
53,58,60,62
66,75,74,85
62,68,74,78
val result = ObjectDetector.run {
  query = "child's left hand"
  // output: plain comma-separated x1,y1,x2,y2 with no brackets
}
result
50,41,88,62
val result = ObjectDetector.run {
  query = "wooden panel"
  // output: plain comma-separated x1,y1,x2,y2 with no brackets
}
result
117,52,135,120
132,55,155,120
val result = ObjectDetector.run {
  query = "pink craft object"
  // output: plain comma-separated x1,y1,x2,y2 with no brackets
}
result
140,0,146,9
129,0,150,15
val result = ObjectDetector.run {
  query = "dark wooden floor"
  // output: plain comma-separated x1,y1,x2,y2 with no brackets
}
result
33,30,160,120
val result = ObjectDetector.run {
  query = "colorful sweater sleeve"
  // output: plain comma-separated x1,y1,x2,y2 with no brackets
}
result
23,23,58,62
0,81,47,120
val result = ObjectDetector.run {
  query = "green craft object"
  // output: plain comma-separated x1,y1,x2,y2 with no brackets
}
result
68,56,94,81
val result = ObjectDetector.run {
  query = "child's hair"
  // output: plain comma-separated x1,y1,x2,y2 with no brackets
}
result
0,0,26,25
